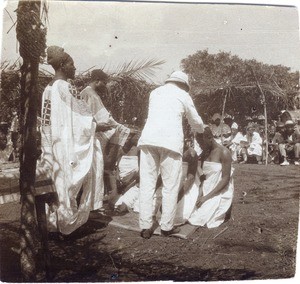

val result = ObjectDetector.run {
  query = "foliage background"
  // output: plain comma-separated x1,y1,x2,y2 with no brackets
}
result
181,50,300,126
1,50,299,129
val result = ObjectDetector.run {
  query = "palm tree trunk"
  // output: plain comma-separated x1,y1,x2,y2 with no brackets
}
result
19,58,40,281
16,0,46,280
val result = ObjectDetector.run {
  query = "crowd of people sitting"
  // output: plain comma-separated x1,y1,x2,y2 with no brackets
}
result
0,45,299,239
0,110,20,164
207,112,300,166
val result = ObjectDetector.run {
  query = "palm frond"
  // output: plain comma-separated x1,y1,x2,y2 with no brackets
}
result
41,0,49,26
109,58,165,82
78,65,96,76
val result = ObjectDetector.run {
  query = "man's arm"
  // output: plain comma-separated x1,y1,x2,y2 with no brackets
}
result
292,133,300,144
177,148,198,202
184,95,204,134
196,148,231,208
81,87,118,131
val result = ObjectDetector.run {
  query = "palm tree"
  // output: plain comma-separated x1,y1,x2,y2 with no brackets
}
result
16,0,47,281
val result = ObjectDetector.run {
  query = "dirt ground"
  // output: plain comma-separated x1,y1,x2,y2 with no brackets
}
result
0,163,299,282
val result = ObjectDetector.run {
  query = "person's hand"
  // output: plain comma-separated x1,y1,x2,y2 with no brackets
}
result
96,123,113,132
183,174,195,193
130,128,140,135
195,195,207,208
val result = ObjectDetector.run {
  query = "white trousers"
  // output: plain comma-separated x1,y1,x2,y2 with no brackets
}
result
139,146,182,231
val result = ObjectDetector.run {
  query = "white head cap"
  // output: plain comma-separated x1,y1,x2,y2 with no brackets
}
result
285,120,294,126
212,113,221,121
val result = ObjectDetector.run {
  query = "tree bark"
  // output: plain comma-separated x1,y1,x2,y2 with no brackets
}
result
19,59,40,281
16,0,46,280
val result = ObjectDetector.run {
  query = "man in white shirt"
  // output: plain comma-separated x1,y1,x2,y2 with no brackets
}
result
137,71,204,239
80,69,131,206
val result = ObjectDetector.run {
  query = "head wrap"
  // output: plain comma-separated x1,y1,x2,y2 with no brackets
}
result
47,46,72,70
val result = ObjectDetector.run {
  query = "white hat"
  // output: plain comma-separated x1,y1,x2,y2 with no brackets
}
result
165,71,190,90
212,113,221,121
231,122,238,129
285,120,294,126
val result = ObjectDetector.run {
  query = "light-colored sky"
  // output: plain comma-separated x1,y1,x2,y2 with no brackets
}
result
1,0,300,84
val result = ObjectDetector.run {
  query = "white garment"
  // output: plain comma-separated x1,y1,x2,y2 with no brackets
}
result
39,80,104,235
246,132,263,156
138,83,204,156
115,156,140,210
115,161,188,215
175,161,234,228
118,156,138,179
80,86,130,148
115,185,141,212
0,140,13,163
139,146,182,231
231,122,238,130
229,132,244,161
10,115,19,132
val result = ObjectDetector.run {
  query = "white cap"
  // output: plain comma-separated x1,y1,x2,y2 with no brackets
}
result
231,122,238,129
165,71,190,90
212,113,221,121
285,120,294,126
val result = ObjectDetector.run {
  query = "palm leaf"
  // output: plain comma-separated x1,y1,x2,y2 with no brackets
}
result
41,0,49,26
109,58,165,82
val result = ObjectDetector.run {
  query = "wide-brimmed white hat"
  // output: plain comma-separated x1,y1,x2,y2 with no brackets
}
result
165,71,190,90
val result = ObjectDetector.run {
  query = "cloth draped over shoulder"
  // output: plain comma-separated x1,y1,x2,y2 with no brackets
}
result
175,161,234,228
39,80,104,235
80,86,130,147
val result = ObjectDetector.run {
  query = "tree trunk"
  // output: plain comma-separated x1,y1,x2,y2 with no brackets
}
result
19,59,40,281
16,0,46,280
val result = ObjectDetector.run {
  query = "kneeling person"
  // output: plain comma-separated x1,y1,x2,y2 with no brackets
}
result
175,127,234,228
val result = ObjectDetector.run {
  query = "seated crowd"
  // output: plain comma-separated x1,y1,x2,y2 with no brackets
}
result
208,112,300,166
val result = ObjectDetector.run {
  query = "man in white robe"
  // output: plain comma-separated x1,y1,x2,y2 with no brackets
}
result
39,46,104,235
240,125,263,164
